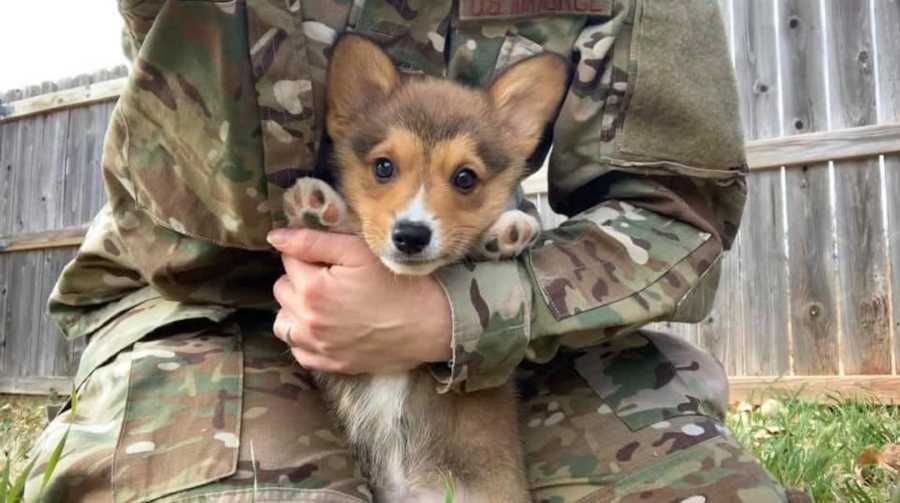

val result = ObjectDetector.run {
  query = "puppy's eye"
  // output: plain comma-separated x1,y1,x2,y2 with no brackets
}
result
374,158,395,182
452,167,479,193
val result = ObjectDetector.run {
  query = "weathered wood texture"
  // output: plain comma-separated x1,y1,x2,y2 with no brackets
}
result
0,70,118,384
0,66,127,121
745,122,900,170
826,0,892,375
779,0,840,376
876,0,900,375
731,0,790,376
0,226,90,254
729,375,900,405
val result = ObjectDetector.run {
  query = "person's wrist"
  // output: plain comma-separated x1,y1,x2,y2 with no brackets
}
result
417,275,453,363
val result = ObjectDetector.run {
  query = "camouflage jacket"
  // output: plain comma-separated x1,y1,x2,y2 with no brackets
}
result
51,0,746,394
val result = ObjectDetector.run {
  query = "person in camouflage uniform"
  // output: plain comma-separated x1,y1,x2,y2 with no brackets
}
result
23,0,797,501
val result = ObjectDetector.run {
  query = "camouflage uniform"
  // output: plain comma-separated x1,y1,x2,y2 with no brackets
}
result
24,0,791,501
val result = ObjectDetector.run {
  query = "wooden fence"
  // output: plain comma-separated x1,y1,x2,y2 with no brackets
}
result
0,68,127,394
1,1,900,400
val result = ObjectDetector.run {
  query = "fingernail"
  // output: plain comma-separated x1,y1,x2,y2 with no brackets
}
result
267,229,290,247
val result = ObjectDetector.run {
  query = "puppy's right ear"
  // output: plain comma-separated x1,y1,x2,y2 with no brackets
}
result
326,34,399,141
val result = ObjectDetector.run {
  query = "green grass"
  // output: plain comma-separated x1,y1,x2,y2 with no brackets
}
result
0,396,47,482
0,393,75,502
727,393,900,502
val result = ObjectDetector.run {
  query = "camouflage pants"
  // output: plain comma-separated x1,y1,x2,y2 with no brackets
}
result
25,313,788,502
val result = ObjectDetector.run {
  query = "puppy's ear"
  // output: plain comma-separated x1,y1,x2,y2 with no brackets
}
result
326,34,400,141
488,54,569,159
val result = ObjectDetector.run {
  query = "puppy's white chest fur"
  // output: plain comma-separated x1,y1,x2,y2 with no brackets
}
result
344,373,410,494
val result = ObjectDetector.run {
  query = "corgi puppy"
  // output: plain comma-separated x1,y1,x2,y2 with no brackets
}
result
284,34,568,503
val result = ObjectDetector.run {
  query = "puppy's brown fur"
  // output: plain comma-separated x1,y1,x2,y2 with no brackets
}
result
313,35,568,502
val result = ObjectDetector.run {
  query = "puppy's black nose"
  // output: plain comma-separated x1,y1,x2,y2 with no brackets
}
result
392,222,432,255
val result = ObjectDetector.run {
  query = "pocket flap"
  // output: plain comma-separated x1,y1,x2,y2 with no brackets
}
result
574,332,727,431
113,328,243,502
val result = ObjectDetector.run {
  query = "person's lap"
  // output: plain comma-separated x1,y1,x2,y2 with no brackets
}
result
24,314,787,502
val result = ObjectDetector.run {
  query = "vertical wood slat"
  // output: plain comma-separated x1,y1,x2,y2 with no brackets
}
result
779,0,840,375
692,0,743,373
62,80,111,227
0,120,18,364
0,119,28,374
729,0,790,376
874,0,900,375
2,112,48,375
2,253,47,377
41,248,82,376
826,0,892,375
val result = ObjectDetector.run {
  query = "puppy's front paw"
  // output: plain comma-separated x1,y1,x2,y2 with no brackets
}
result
283,178,348,230
477,210,541,260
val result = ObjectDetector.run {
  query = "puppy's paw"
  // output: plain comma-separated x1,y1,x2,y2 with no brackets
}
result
477,210,541,260
283,178,348,230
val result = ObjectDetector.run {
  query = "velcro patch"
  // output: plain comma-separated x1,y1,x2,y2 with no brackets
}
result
460,0,612,20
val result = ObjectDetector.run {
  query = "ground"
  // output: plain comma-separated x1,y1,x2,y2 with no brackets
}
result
0,393,897,502
0,395,52,481
729,393,899,502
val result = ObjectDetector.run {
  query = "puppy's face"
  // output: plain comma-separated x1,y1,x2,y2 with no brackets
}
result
326,35,568,275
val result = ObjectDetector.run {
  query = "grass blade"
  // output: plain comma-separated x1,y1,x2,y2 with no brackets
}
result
0,455,10,502
69,386,78,417
8,456,37,502
444,471,456,503
37,429,69,497
37,388,78,499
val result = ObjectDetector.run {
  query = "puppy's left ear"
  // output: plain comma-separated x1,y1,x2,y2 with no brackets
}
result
488,54,569,159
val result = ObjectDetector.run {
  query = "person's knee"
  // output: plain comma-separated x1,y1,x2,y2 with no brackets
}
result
639,329,730,419
569,330,729,432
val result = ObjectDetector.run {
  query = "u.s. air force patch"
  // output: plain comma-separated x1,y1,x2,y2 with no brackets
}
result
460,0,612,20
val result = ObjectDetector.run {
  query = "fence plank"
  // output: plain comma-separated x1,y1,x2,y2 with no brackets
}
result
693,0,743,373
730,0,790,376
0,376,73,396
0,122,19,371
827,0,892,375
40,248,82,376
11,112,70,235
729,375,900,404
1,252,47,377
779,0,840,375
0,226,88,254
0,78,126,123
0,123,15,234
745,122,900,169
62,102,113,226
874,0,900,375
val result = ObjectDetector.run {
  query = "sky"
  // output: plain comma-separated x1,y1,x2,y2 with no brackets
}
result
1,2,127,92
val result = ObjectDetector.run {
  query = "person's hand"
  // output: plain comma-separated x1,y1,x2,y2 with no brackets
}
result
268,228,452,374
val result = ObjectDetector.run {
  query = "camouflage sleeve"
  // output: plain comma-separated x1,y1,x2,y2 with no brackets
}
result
432,0,746,393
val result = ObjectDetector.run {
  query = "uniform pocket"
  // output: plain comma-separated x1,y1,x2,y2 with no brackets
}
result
616,0,744,171
113,328,243,502
528,201,713,320
573,331,728,431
